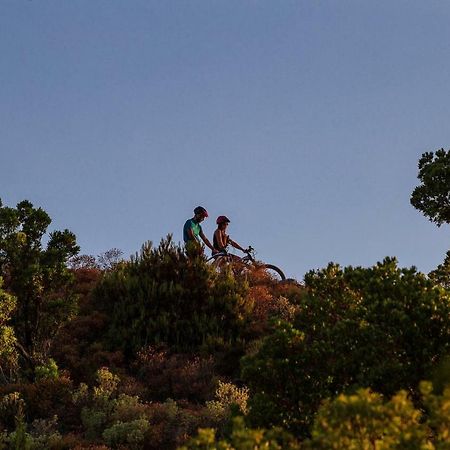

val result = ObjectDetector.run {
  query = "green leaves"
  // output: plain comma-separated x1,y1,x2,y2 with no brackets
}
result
242,258,450,436
411,148,450,226
94,235,252,353
0,199,80,370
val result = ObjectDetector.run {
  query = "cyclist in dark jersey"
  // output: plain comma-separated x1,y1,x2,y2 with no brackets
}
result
183,206,215,253
213,216,248,255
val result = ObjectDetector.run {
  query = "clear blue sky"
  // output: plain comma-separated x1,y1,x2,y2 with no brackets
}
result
2,1,449,280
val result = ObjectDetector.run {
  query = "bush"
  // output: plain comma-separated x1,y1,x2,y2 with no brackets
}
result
94,236,252,354
241,258,450,435
421,381,450,446
206,381,249,425
135,346,216,402
303,388,430,449
35,358,59,381
0,279,19,383
0,376,74,428
102,418,150,449
179,416,301,450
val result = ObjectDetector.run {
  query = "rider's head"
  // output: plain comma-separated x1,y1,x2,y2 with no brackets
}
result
194,206,208,222
216,215,230,229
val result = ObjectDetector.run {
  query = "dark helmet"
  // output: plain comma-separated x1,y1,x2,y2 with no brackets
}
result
194,206,208,217
216,215,230,225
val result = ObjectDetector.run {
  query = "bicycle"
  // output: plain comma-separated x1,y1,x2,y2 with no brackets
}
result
207,246,286,281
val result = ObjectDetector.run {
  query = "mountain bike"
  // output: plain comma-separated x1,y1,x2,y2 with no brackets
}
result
207,246,286,281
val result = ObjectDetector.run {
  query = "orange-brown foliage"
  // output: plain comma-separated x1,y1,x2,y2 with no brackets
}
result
134,346,216,402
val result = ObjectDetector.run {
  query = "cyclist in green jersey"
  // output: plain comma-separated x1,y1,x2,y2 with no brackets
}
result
183,206,215,253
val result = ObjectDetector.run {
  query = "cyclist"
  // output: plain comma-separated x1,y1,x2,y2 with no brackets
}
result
213,216,248,256
183,206,215,253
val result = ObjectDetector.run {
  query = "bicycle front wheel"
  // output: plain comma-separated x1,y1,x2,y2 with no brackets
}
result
262,264,286,281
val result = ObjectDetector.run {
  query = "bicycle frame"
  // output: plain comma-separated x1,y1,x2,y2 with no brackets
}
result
207,246,286,281
207,246,255,264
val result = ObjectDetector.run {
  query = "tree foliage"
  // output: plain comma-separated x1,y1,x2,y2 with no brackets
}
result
304,388,430,449
0,279,18,382
429,250,450,289
241,258,450,435
411,148,450,226
94,235,253,354
180,416,301,450
0,199,79,369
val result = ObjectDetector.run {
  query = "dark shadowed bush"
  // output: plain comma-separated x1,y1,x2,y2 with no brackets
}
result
94,236,253,354
134,345,216,402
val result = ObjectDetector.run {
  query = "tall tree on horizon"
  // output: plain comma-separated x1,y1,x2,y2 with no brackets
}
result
411,148,450,227
0,198,79,375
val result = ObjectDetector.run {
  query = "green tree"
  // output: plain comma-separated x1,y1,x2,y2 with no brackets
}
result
410,148,450,226
0,278,18,382
429,250,450,289
421,381,450,448
303,388,431,449
0,199,79,371
241,258,450,435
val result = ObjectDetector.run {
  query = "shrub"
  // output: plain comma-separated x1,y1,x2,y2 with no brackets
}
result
51,312,112,384
179,416,301,450
0,391,25,430
77,367,153,444
303,388,430,449
35,358,59,381
241,258,450,435
206,381,249,424
0,376,74,428
145,399,203,450
0,279,19,383
94,236,252,354
421,381,450,446
102,418,150,449
135,346,216,402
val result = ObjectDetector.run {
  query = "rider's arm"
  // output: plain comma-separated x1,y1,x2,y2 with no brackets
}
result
229,238,246,253
200,231,215,252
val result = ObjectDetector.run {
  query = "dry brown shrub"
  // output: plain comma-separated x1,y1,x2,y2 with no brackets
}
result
134,346,216,402
0,375,76,427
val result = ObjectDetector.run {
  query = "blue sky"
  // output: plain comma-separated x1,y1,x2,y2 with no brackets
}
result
1,1,449,280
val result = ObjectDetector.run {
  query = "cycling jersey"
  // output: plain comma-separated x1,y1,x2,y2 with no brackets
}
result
183,219,202,243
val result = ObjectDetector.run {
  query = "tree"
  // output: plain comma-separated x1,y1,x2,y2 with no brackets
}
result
241,258,450,435
410,148,450,226
0,277,18,382
97,248,123,271
0,199,79,371
303,388,432,449
429,250,450,289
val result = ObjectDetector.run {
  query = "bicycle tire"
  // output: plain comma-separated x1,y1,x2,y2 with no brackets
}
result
262,264,286,281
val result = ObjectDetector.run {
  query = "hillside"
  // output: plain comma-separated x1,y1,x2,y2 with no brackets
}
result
0,200,449,449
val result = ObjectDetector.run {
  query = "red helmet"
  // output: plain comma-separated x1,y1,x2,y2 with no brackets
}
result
216,215,230,225
194,206,208,218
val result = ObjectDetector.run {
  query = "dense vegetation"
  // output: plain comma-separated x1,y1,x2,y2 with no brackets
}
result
0,149,449,449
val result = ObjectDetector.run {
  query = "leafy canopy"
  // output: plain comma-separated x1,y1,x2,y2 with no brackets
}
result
410,148,450,226
0,198,79,369
241,258,450,435
94,235,253,354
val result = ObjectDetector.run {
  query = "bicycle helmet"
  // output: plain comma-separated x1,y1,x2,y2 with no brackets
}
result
194,206,208,217
216,215,230,225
